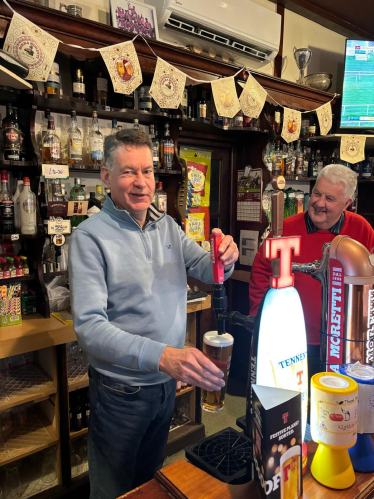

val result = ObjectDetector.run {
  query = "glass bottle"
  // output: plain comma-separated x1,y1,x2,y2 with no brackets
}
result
111,119,117,135
316,149,323,174
39,181,48,223
302,146,309,177
73,67,85,100
187,86,193,119
139,87,152,112
301,116,309,139
149,124,159,170
234,110,243,128
181,87,188,115
155,182,167,212
308,113,317,138
161,123,174,170
87,192,101,217
20,255,29,275
45,62,60,95
196,88,207,120
0,170,15,234
273,140,282,176
89,111,104,169
75,394,83,431
123,92,135,110
95,185,106,207
295,140,303,176
13,107,26,161
133,119,140,130
13,174,23,231
69,178,87,228
94,71,108,106
19,177,37,235
68,110,83,167
285,143,294,176
42,116,61,164
274,107,282,134
3,103,21,161
311,152,318,177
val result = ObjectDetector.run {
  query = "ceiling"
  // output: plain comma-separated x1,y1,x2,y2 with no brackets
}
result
270,0,374,40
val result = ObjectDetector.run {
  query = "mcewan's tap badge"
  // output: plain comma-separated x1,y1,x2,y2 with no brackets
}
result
252,385,302,498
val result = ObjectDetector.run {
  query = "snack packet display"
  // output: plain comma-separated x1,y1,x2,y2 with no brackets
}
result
186,212,205,241
180,148,211,208
0,282,22,327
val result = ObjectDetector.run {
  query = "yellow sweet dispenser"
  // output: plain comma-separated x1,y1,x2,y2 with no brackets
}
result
310,372,358,489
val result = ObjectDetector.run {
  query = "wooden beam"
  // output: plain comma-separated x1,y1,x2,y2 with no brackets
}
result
274,4,285,78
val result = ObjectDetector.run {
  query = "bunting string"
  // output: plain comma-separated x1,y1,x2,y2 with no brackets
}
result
2,0,338,138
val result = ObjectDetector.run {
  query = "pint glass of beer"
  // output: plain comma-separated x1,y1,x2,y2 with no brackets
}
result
280,445,301,499
201,331,234,413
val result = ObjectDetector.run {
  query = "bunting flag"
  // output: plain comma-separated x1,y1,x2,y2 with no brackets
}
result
239,73,267,118
149,58,186,109
281,107,302,143
3,12,59,81
340,135,366,164
316,102,333,136
211,76,241,118
99,41,142,94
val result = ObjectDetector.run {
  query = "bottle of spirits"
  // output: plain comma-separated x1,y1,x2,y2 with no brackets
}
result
197,89,207,120
0,170,15,234
75,394,83,431
285,143,295,176
93,71,108,106
133,119,140,130
45,62,60,95
87,192,101,217
69,178,87,228
301,116,310,139
42,116,61,164
316,149,323,174
295,140,303,176
123,92,135,110
155,182,167,212
95,185,106,208
73,67,86,100
13,108,26,161
181,87,188,115
161,123,174,170
234,110,243,128
187,86,193,119
311,152,318,177
67,110,83,167
274,107,282,134
13,174,23,231
149,124,159,170
19,177,37,235
39,181,48,223
139,87,152,112
308,113,317,137
3,104,21,161
273,140,282,176
302,146,309,177
111,119,117,135
89,111,104,169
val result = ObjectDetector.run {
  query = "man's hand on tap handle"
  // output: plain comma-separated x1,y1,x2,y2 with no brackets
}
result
159,347,225,392
211,228,239,270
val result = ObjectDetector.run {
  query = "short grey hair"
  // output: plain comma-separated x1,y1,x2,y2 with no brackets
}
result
104,129,153,171
316,164,357,200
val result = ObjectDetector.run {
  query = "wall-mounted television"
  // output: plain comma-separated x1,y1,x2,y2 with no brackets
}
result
341,40,374,129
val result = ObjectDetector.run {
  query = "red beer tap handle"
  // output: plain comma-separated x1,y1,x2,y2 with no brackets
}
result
211,232,224,284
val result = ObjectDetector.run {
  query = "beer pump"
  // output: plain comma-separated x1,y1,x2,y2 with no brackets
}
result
211,176,308,447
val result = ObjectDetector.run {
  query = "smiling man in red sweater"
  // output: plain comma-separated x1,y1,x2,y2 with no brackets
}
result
249,164,374,379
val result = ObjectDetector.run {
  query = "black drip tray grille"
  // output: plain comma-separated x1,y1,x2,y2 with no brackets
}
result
184,427,251,484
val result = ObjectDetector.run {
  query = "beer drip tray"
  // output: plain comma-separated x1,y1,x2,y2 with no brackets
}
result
184,427,251,484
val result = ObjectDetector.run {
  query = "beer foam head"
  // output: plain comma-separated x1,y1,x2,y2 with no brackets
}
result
203,331,234,347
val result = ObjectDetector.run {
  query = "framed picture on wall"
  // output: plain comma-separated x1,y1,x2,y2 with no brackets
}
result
110,0,159,40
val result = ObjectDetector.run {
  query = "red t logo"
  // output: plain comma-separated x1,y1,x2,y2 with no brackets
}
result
282,412,289,424
283,463,291,482
296,370,303,386
264,236,301,289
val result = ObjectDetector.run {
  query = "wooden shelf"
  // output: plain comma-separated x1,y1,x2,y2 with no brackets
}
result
305,134,374,147
0,160,37,167
180,117,268,134
0,65,32,90
70,427,88,440
0,363,56,412
187,294,211,314
284,175,316,182
175,386,194,398
0,273,37,284
0,410,58,467
44,271,69,277
0,233,45,241
0,314,75,358
68,363,89,392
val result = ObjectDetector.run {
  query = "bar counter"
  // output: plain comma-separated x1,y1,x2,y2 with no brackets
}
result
119,441,374,499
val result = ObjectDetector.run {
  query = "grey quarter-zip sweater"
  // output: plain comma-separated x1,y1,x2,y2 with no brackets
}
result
69,195,234,386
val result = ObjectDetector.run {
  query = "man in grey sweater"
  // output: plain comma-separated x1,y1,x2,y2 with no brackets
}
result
69,129,238,498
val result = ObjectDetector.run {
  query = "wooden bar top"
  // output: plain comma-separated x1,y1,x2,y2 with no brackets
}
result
119,441,374,499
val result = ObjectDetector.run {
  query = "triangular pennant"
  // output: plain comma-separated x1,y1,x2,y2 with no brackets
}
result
281,107,301,143
316,102,332,136
211,77,241,118
149,58,186,109
239,74,267,118
3,12,59,81
340,135,366,164
99,41,142,94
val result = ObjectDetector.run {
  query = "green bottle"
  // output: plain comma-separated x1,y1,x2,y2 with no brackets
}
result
69,178,87,228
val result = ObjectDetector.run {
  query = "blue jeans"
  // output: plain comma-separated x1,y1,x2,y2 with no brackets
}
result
88,366,176,499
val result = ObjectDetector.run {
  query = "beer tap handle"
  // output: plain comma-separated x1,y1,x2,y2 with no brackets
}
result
211,232,227,335
210,232,224,284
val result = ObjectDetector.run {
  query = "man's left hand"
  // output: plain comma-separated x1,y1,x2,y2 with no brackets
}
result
212,228,239,269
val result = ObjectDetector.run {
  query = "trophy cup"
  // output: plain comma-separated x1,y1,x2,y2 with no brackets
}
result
293,47,312,85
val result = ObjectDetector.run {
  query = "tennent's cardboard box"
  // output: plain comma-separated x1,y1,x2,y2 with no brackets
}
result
252,385,302,499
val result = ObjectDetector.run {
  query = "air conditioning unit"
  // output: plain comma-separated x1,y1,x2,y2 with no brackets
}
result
148,0,281,65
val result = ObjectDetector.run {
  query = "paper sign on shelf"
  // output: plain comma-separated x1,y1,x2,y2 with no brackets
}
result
48,218,71,235
42,164,69,179
67,201,88,216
